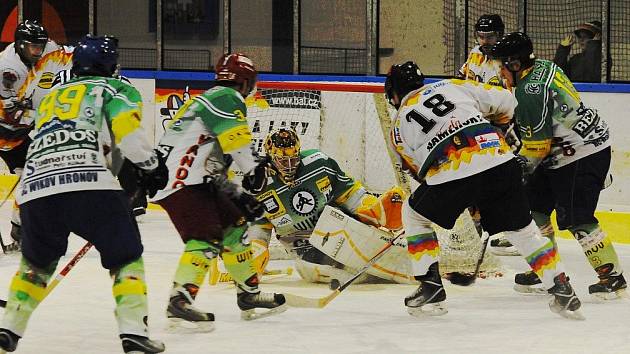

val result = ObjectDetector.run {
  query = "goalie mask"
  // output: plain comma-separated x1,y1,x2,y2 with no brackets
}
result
264,128,301,182
385,61,425,110
474,14,504,55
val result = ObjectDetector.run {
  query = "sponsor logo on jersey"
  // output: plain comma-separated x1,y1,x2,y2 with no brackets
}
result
572,105,600,138
2,69,18,88
28,129,98,159
271,214,293,228
426,115,482,150
475,132,501,149
258,189,286,219
291,189,316,216
392,127,403,145
524,83,541,95
302,151,326,166
37,72,55,89
259,89,321,109
316,176,331,194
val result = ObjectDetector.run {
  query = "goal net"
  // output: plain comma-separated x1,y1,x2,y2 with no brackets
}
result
245,80,503,276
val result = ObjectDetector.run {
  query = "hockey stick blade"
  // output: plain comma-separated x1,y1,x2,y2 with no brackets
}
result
447,232,491,286
0,299,6,308
284,232,403,309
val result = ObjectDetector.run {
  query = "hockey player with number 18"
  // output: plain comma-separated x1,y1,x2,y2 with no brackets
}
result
385,61,583,319
0,35,167,353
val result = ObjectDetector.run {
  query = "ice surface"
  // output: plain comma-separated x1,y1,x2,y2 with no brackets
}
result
1,209,629,354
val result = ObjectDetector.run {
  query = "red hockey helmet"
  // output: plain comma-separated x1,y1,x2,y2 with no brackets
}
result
215,53,257,96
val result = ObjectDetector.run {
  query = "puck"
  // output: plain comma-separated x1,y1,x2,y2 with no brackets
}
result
330,278,340,290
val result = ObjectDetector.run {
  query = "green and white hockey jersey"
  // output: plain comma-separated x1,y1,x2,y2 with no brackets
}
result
250,149,366,245
153,85,258,201
514,59,610,172
18,76,158,203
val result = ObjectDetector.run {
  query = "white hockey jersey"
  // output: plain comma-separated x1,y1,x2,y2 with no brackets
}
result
0,40,60,150
389,79,516,185
458,45,504,87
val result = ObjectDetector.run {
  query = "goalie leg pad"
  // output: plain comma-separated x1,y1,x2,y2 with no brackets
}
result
112,258,150,337
2,257,56,337
504,220,565,289
309,206,414,284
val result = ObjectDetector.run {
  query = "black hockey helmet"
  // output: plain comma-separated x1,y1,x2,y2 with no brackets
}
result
72,34,119,77
475,14,505,35
14,20,48,65
385,61,425,109
491,32,535,72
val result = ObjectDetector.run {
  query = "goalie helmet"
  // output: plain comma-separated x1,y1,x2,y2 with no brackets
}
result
491,32,535,73
72,34,119,77
385,61,425,109
215,53,257,97
264,128,301,182
14,20,48,65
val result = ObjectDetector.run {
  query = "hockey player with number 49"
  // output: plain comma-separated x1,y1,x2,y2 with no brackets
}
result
247,128,406,285
0,35,167,353
385,61,584,319
491,32,627,299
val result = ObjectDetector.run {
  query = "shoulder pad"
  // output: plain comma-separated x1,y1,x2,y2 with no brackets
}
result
301,149,328,166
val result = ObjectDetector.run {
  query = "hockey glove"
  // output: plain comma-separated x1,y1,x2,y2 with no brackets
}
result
242,157,270,195
138,151,169,198
515,155,530,185
232,192,265,222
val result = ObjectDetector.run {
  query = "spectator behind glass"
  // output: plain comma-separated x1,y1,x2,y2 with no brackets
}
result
553,20,602,83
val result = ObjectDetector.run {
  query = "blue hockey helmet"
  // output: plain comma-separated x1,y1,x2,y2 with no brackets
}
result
72,34,119,77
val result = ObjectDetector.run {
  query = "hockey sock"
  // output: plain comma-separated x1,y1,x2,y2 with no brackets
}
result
171,240,219,299
504,220,565,289
2,257,56,337
221,225,258,293
111,258,150,337
406,232,440,277
569,224,623,278
532,212,557,251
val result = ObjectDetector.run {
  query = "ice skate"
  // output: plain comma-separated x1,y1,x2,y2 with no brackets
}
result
0,328,19,353
548,273,584,321
589,272,627,301
513,270,546,294
166,292,215,333
132,207,146,223
405,263,447,317
120,334,165,354
236,284,288,321
489,236,519,256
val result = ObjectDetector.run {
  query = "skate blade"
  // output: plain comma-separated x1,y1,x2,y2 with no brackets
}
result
549,300,585,321
407,302,448,317
240,303,288,321
514,284,547,295
166,318,215,333
590,288,628,301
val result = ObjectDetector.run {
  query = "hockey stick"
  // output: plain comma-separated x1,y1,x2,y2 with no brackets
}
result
284,232,404,309
43,242,93,297
0,242,93,308
447,232,490,286
0,178,20,253
209,266,294,285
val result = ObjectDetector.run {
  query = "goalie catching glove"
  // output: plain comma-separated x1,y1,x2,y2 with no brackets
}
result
356,186,406,231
